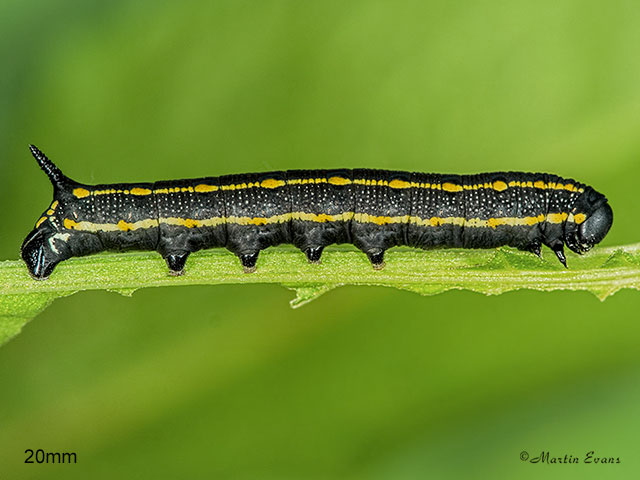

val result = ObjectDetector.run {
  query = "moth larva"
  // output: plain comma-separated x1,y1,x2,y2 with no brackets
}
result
22,145,613,279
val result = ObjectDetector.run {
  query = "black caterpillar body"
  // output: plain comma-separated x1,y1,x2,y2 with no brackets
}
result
22,145,613,279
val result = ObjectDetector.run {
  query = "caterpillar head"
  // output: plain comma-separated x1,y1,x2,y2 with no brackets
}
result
564,188,613,254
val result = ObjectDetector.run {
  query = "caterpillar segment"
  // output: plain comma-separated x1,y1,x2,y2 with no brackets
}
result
21,145,613,280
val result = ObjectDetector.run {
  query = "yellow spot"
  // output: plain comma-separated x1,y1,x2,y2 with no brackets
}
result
492,181,508,192
534,181,546,189
573,213,586,224
328,176,351,186
117,220,133,231
158,186,194,193
260,179,285,189
94,189,113,195
73,188,90,198
487,218,499,229
288,178,323,185
547,212,568,224
51,201,59,210
388,179,411,189
442,183,463,192
64,218,78,229
130,187,151,196
46,209,54,215
195,184,217,193
35,217,47,228
303,213,327,222
183,218,200,228
249,217,267,225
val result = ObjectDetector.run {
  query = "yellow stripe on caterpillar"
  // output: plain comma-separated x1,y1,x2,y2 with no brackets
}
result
63,218,159,232
61,210,587,233
69,177,585,198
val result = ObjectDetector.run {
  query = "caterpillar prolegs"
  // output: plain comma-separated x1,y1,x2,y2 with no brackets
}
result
21,145,613,279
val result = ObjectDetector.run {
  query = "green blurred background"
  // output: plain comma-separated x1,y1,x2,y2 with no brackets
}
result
1,0,639,478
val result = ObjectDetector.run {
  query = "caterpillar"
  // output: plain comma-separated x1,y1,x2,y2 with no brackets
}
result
21,145,613,280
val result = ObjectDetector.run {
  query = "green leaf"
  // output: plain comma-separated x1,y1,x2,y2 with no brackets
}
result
1,243,639,346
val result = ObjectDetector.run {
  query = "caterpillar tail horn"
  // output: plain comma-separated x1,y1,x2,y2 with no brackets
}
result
28,144,74,191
